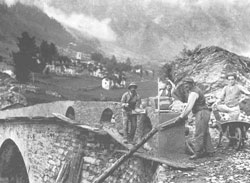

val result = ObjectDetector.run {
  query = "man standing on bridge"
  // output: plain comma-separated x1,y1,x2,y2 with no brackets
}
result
174,78,214,160
121,82,141,144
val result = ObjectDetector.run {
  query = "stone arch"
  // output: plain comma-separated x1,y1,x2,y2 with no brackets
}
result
0,139,29,183
100,108,113,122
65,106,75,120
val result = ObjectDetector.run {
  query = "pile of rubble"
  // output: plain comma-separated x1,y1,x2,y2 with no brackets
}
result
154,140,250,183
172,46,250,96
0,72,27,110
0,71,65,109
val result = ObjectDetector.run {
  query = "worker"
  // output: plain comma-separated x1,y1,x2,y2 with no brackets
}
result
174,78,214,160
213,73,250,120
157,77,176,110
121,82,141,144
158,77,175,97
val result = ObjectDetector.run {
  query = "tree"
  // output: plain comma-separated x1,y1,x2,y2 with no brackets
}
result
91,52,103,63
40,40,50,65
104,55,117,74
126,57,131,66
116,62,131,72
111,55,117,64
105,60,115,74
13,32,38,82
40,41,59,65
49,43,58,62
59,55,71,67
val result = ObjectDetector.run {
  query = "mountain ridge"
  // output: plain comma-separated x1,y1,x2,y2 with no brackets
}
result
48,0,250,60
1,0,250,65
0,2,99,60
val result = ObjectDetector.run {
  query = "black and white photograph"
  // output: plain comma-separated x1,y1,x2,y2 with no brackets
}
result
0,0,250,182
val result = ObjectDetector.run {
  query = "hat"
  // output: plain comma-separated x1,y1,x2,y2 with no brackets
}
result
128,82,138,89
182,77,194,84
226,73,237,79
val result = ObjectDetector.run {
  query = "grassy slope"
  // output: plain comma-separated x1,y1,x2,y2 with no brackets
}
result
29,73,157,104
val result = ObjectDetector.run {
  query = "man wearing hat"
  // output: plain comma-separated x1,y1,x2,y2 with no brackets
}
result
121,82,141,144
213,73,250,120
174,77,214,159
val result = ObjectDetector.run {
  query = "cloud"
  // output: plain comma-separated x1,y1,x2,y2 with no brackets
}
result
2,0,117,42
40,3,117,41
3,0,36,7
3,0,17,6
143,0,250,9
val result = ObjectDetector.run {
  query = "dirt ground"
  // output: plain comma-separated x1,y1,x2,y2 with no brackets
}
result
160,129,250,183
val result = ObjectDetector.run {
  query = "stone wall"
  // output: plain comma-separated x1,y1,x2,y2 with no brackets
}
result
0,101,74,119
0,118,158,183
0,99,186,183
0,118,86,183
81,131,156,183
73,101,123,126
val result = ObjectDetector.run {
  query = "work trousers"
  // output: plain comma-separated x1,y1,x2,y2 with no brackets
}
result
134,114,152,142
193,109,214,155
122,111,137,141
216,104,240,120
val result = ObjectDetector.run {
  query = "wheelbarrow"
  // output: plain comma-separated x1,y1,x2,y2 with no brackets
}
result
213,110,250,150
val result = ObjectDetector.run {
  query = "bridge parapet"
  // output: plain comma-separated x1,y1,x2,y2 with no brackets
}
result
0,117,156,183
0,99,187,183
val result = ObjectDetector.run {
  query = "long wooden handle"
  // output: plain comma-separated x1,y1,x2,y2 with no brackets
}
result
93,117,178,183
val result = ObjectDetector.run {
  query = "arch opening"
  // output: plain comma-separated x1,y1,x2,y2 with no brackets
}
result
0,139,29,183
100,108,113,122
65,106,75,120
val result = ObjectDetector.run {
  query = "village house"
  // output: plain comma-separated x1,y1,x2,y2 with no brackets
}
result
76,52,82,60
102,77,114,90
91,68,105,78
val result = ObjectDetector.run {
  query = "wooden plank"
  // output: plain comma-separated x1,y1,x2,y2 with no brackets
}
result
76,124,105,133
56,160,71,183
68,145,84,183
52,113,106,134
52,113,80,124
102,125,133,149
93,117,178,183
116,150,195,170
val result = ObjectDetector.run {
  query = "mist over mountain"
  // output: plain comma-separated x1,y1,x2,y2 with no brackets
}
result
0,1,99,60
46,0,250,61
1,0,250,63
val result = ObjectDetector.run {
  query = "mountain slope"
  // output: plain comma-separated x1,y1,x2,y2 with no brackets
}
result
2,0,250,64
48,0,250,61
0,3,99,59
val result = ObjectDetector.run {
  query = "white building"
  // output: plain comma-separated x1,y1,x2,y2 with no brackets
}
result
76,52,82,60
92,69,105,78
120,79,126,87
102,78,114,90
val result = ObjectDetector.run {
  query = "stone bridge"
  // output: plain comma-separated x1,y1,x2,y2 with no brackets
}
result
0,100,185,183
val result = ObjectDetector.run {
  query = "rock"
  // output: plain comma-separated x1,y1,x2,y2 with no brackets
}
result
171,46,250,95
214,157,222,161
